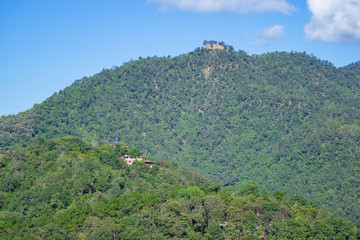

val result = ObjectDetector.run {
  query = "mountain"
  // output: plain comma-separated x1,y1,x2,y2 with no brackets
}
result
342,61,360,75
0,137,359,239
1,43,360,221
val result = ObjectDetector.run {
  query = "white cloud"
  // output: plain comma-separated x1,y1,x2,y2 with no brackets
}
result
305,0,360,42
149,0,295,14
255,25,285,44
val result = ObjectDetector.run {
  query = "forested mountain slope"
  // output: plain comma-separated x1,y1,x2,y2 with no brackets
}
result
1,137,359,239
342,61,360,75
1,45,360,221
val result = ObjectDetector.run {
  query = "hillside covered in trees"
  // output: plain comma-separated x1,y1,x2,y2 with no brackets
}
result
0,43,359,221
0,137,359,239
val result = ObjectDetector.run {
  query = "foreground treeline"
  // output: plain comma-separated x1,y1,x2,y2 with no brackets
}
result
0,137,359,239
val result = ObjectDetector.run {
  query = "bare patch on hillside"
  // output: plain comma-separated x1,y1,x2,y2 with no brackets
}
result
154,79,159,89
203,66,214,78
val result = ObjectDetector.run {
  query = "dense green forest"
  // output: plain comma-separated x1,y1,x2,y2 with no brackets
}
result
0,43,360,221
343,61,360,75
0,137,359,239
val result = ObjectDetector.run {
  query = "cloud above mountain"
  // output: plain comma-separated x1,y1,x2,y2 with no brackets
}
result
255,25,285,44
149,0,295,14
305,0,360,42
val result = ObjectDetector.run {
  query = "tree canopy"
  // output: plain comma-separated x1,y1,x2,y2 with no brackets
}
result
0,137,359,239
0,44,360,221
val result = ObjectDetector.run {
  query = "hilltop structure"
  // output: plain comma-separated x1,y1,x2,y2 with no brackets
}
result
204,43,224,50
121,155,155,168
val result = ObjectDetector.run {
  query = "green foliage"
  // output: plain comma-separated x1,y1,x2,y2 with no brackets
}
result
238,181,260,197
0,137,357,239
178,186,205,199
1,45,360,221
129,146,141,158
205,221,225,240
273,190,287,202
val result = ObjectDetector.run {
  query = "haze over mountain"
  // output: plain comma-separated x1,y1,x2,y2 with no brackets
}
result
1,43,360,221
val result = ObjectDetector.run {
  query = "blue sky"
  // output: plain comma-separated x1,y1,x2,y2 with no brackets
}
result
1,0,360,116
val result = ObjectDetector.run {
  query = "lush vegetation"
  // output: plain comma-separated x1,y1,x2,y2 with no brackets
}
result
342,61,360,75
0,137,359,239
0,44,360,221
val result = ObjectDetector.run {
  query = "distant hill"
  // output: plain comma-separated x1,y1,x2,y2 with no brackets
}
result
1,137,359,239
342,61,360,75
1,43,360,221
